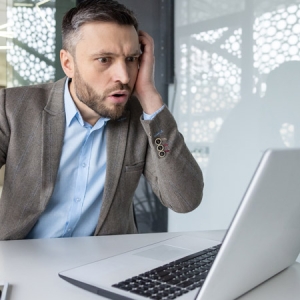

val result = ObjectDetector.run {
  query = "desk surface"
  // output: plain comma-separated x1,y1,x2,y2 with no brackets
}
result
1,230,300,300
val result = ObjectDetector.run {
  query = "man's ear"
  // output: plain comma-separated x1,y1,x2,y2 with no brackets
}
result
60,49,74,78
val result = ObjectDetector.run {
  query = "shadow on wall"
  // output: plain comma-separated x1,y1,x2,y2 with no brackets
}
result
204,61,300,229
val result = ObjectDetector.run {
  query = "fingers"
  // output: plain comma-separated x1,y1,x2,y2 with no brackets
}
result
133,30,157,102
138,30,154,55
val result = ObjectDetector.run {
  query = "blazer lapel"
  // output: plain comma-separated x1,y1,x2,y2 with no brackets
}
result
40,78,66,207
94,112,130,234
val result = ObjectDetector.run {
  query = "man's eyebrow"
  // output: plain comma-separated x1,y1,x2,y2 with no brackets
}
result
92,50,141,57
93,52,116,56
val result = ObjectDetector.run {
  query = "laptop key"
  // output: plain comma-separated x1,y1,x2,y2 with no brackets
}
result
189,280,205,290
177,280,194,288
157,270,170,277
168,278,181,285
160,274,176,282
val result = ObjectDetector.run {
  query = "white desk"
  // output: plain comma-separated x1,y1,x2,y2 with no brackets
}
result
1,230,300,300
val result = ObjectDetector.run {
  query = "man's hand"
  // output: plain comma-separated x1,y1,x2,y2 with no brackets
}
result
134,30,164,114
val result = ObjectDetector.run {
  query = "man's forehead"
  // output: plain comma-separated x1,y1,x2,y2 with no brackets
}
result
76,22,139,52
79,21,138,38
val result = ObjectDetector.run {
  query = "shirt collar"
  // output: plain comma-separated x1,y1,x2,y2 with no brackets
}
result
63,78,110,129
64,78,80,127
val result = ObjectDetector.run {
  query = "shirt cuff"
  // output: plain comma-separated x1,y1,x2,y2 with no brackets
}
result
142,105,165,120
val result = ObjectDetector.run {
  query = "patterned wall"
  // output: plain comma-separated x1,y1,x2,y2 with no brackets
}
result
174,0,300,173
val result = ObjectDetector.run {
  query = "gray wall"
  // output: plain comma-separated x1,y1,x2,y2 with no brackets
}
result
169,0,300,232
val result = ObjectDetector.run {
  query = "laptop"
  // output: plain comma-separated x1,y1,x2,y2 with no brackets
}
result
59,148,300,300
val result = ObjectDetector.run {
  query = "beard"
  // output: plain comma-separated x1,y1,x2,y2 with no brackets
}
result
73,66,132,120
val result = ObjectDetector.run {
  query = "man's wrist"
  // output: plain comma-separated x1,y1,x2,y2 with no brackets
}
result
143,105,165,120
135,89,164,115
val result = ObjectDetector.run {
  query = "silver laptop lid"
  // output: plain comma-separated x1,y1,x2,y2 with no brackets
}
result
198,148,300,300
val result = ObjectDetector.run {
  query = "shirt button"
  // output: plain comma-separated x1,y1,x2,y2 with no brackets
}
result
67,228,72,232
75,198,81,202
82,163,86,168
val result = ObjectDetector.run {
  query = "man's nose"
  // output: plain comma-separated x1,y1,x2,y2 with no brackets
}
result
113,61,130,84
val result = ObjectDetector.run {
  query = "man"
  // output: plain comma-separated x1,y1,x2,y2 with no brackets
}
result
0,0,203,240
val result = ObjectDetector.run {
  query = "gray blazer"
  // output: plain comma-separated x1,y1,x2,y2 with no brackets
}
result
0,78,203,240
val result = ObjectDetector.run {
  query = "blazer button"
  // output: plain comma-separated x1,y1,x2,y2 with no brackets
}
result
155,138,162,145
159,151,166,157
157,145,164,151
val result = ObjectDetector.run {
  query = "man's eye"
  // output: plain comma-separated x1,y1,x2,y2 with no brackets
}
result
98,57,110,63
126,57,138,62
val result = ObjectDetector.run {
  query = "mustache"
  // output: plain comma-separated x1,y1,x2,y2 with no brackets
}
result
105,83,131,95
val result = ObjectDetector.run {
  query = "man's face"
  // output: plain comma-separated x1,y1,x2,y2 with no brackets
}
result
70,22,140,120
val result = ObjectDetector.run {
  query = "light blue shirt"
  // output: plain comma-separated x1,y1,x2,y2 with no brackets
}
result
27,79,164,239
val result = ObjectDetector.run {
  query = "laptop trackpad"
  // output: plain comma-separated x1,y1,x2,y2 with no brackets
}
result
133,245,191,261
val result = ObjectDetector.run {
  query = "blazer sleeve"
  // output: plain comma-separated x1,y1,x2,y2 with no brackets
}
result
140,106,204,213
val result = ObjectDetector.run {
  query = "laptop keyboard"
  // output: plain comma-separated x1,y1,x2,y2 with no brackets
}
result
112,244,221,300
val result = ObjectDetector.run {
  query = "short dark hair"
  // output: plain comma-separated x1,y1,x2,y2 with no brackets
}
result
62,0,139,53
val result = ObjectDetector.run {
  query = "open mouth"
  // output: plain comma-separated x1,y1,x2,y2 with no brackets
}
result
108,92,128,104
